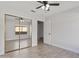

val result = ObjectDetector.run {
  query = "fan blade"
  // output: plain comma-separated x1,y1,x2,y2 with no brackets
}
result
43,1,48,6
31,10,35,13
37,1,43,4
36,5,43,9
43,1,48,4
49,3,59,6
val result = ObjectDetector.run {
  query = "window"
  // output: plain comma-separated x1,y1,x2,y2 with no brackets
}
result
15,26,28,34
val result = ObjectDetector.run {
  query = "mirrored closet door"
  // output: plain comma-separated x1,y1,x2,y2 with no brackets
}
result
5,14,32,53
19,18,32,49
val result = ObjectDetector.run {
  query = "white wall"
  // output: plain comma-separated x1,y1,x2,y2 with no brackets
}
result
44,18,52,45
32,19,37,46
45,7,79,53
0,13,4,55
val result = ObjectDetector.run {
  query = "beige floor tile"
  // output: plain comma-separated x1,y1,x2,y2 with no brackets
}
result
0,43,79,58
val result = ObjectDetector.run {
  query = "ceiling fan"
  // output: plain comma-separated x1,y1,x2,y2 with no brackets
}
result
31,1,59,12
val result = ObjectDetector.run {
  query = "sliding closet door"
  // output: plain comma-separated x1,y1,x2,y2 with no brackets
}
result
5,15,32,53
5,15,19,52
19,18,32,49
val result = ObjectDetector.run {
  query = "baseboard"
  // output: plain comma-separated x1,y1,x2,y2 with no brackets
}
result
52,43,79,54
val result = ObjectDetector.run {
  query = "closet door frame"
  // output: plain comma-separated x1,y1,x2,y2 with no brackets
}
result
4,14,32,53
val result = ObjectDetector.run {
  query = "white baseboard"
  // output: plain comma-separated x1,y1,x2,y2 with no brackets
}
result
52,43,79,54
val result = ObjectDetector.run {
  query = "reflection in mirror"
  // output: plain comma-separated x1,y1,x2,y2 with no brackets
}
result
5,14,32,53
15,26,28,34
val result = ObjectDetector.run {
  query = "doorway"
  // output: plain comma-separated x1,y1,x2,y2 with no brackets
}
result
37,21,44,45
5,14,32,53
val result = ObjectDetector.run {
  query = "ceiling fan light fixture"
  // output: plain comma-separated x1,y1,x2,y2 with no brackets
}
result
45,7,49,11
20,20,24,22
41,5,45,10
36,1,60,11
45,4,49,11
20,17,24,22
41,4,49,11
46,4,49,8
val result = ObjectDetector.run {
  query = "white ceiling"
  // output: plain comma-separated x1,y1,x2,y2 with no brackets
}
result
0,1,79,19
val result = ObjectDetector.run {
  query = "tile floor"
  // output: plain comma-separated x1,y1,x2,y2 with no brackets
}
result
0,43,79,58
